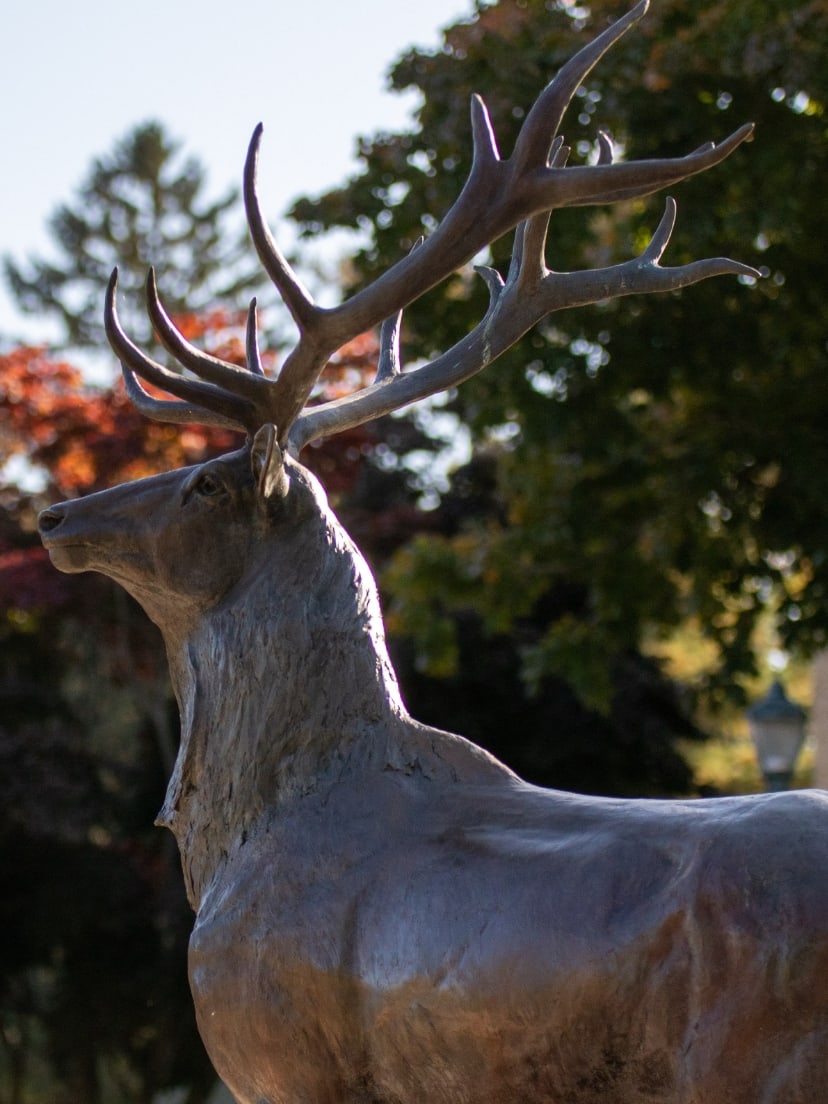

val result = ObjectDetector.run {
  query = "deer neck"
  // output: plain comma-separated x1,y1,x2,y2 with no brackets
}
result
155,511,412,905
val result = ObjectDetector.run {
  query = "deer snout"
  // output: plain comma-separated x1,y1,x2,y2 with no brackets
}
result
38,507,65,535
37,502,101,574
38,504,87,548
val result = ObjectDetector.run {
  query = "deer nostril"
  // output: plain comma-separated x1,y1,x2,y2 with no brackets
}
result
38,508,64,534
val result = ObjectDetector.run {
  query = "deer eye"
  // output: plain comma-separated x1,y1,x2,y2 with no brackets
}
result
182,469,226,504
194,472,223,497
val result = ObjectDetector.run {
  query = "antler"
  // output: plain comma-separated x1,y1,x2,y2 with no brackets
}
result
291,196,758,452
107,0,758,456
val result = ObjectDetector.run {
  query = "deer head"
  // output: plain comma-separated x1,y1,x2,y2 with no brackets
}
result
38,426,308,633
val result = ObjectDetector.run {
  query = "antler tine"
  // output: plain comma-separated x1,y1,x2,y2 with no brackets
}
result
511,0,648,174
597,130,614,166
524,122,755,211
376,312,403,383
120,361,244,431
243,125,318,334
375,236,424,384
105,270,254,432
288,199,761,455
246,298,265,376
146,269,267,402
509,135,570,290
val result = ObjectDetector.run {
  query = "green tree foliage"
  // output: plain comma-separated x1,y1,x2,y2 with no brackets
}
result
357,452,707,797
4,121,258,351
290,0,828,708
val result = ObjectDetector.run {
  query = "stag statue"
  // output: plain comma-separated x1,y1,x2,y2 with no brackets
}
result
38,2,828,1101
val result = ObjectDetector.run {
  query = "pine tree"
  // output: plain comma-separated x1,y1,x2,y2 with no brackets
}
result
4,121,259,351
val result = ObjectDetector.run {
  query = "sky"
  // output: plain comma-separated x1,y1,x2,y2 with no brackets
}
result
0,0,474,343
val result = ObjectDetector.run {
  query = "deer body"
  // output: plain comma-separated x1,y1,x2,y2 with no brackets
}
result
41,446,828,1103
190,772,828,1104
38,3,828,1099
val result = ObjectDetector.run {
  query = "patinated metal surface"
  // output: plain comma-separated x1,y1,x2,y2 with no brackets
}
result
40,444,828,1102
38,3,828,1101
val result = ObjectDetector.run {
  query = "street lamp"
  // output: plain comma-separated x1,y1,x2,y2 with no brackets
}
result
746,680,807,792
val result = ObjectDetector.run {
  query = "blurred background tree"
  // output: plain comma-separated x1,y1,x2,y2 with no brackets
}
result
3,122,260,353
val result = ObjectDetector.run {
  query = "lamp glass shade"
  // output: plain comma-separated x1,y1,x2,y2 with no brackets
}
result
746,681,806,783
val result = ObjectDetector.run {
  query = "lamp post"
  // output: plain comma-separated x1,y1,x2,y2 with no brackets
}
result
746,680,807,792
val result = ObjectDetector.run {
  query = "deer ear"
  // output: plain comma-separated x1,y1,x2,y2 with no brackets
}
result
250,424,288,503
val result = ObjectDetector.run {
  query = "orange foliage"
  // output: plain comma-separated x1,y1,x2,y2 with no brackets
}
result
0,346,239,497
169,307,247,343
313,330,379,403
1,326,383,500
0,323,388,618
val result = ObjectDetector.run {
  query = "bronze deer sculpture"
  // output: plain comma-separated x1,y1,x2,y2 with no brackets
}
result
38,2,828,1101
